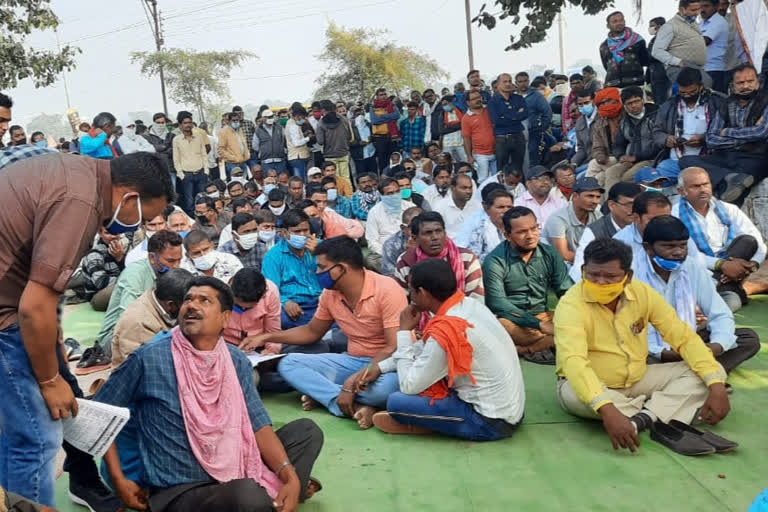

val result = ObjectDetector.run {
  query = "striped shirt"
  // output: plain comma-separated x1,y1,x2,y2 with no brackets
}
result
393,246,484,303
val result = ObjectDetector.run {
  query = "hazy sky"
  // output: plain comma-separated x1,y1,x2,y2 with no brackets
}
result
7,0,675,128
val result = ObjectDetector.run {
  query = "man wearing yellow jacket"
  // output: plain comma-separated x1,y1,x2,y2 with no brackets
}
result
554,238,729,452
217,111,251,180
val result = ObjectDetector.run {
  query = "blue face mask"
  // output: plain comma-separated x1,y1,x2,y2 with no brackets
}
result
578,104,594,117
232,304,252,314
288,234,307,249
150,252,170,274
442,105,453,112
178,230,190,239
653,255,684,271
296,119,305,126
641,184,663,193
316,264,342,290
264,183,277,194
230,122,240,130
381,193,401,211
35,140,47,148
401,188,412,200
105,193,142,235
683,14,697,23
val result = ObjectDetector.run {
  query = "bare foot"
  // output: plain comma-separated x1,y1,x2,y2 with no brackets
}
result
301,395,320,411
353,405,377,429
305,477,322,501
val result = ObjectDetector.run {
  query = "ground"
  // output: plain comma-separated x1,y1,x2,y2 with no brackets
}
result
54,296,768,512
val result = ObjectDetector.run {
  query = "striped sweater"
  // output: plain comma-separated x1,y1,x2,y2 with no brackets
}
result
393,246,485,303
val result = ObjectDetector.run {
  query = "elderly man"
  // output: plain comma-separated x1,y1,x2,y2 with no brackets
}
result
544,177,604,266
96,276,323,512
672,167,766,311
516,165,567,231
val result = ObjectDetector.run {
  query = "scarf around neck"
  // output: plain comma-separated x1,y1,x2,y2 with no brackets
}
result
607,28,643,65
373,98,401,139
170,327,282,498
356,190,380,213
678,198,734,257
414,238,466,330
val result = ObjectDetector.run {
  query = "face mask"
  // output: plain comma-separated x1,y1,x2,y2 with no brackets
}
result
381,193,401,212
193,251,217,271
681,92,701,105
653,255,683,271
178,230,190,239
105,193,142,235
437,185,450,196
327,188,338,201
233,304,252,314
288,234,307,249
649,26,657,36
236,232,260,250
582,274,629,304
230,122,240,130
683,14,697,23
316,265,342,290
442,105,453,112
35,140,47,148
259,230,276,243
627,108,645,120
578,104,594,117
733,90,758,101
313,111,322,120
265,118,275,125
264,183,277,194
296,119,305,126
269,204,286,216
401,188,413,200
196,214,210,225
207,191,220,199
150,252,170,274
145,230,157,240
124,127,136,138
279,118,288,126
641,184,663,193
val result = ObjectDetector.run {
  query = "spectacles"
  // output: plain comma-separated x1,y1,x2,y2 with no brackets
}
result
613,200,634,209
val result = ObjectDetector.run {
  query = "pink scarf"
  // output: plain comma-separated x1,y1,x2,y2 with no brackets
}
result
414,238,465,330
170,327,282,498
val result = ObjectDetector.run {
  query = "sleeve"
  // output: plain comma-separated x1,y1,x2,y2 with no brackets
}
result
647,286,725,386
350,195,367,221
722,105,768,141
540,95,553,127
392,256,409,290
728,205,767,265
79,133,106,154
544,214,568,240
650,24,681,66
313,291,334,322
393,331,449,395
93,348,143,407
264,283,282,334
461,115,472,138
287,124,309,147
365,208,384,254
599,43,610,71
172,137,182,173
337,211,364,240
611,123,629,157
549,249,575,296
704,109,735,149
233,351,272,430
463,253,485,301
315,124,326,147
481,253,542,328
554,291,614,411
652,105,672,147
260,250,286,305
81,250,109,290
31,199,101,292
487,96,500,126
369,106,400,125
379,280,408,329
569,228,593,282
692,265,737,352
637,39,650,67
138,136,156,153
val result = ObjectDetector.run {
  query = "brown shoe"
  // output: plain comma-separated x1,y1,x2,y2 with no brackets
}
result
372,412,433,435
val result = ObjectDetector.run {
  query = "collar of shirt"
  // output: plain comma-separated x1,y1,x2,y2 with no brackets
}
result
503,240,545,264
566,203,598,227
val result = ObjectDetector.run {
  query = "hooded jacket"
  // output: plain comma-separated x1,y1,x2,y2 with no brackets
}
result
316,112,351,158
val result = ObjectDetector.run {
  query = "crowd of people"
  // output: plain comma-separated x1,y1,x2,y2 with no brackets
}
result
0,0,767,510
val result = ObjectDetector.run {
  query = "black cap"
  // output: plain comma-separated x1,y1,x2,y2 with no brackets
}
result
573,176,605,193
441,94,455,103
525,165,551,180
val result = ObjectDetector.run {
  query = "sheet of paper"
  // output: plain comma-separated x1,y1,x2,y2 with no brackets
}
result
62,399,130,458
246,352,286,367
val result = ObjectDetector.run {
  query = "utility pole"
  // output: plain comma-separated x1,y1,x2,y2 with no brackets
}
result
146,0,168,114
54,28,71,109
464,0,475,71
557,12,567,74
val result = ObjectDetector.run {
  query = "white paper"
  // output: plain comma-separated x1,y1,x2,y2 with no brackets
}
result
246,352,286,367
62,399,130,458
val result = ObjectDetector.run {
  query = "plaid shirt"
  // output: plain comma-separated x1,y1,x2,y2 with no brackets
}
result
706,101,768,150
219,239,268,272
0,145,56,170
80,239,125,298
398,116,426,154
331,195,353,219
94,331,271,489
241,120,257,154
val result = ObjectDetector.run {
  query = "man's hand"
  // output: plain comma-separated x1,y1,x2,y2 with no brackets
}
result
685,134,704,147
598,403,640,452
706,342,724,356
549,142,564,152
114,476,148,511
273,476,300,512
305,234,318,253
720,258,752,282
665,135,678,148
466,154,475,166
337,390,356,417
108,240,124,262
40,376,78,420
660,349,683,362
539,320,555,336
620,155,636,164
699,383,730,425
356,363,381,391
596,156,608,165
239,334,269,352
399,304,421,332
284,301,304,321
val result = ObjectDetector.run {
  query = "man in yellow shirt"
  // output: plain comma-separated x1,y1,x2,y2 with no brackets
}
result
554,238,730,453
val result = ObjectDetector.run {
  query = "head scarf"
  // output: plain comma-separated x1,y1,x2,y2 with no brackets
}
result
595,87,623,119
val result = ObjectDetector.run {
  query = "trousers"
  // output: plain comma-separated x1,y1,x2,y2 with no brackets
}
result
494,133,526,173
647,328,760,373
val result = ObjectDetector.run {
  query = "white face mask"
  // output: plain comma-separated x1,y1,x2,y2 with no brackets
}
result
259,230,276,243
266,118,275,125
649,26,657,36
192,251,217,271
235,232,260,250
269,204,286,215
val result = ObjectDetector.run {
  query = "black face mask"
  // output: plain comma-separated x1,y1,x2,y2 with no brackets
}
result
733,89,758,101
309,217,324,237
14,138,27,146
196,215,210,225
437,185,450,195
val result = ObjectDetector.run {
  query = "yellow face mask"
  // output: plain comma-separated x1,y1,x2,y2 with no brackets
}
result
582,273,629,304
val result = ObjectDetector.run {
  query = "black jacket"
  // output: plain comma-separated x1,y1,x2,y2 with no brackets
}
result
612,104,662,161
600,37,649,88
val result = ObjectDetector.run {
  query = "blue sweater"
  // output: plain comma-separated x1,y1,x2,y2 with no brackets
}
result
522,89,553,131
487,92,528,135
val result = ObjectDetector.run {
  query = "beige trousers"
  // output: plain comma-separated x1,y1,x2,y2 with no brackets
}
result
498,311,554,354
585,157,618,187
557,361,727,424
603,160,653,193
328,155,351,184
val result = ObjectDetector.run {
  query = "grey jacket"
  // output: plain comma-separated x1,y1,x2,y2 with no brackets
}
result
252,123,286,161
571,112,597,166
611,105,663,161
316,112,351,158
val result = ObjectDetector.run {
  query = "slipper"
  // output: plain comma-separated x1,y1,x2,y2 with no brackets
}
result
309,476,323,493
650,421,716,456
668,420,738,453
522,348,556,365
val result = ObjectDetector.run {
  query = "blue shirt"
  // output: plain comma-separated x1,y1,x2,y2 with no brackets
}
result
79,132,115,159
487,92,528,135
522,89,553,131
700,13,729,71
94,332,271,489
261,238,322,306
398,116,426,154
332,195,353,219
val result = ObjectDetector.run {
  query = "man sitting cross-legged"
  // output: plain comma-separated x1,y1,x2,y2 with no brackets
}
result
483,207,573,364
241,236,408,429
554,238,729,453
95,276,324,512
371,259,525,441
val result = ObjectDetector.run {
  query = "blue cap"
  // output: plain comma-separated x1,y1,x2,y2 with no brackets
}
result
633,166,673,186
573,176,604,193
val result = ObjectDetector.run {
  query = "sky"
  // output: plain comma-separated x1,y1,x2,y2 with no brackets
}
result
7,0,675,129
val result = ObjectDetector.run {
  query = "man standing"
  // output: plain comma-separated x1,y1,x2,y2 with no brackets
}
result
253,109,287,174
434,174,483,239
437,95,467,163
422,88,442,144
398,101,426,156
285,105,312,180
652,0,710,86
599,11,649,88
217,112,250,181
142,112,175,185
0,150,173,507
467,69,492,103
544,177,604,266
232,105,258,173
462,90,497,183
369,88,401,172
516,72,553,167
516,165,567,231
316,100,353,190
117,117,156,155
173,111,210,216
699,0,730,93
80,112,118,159
680,64,768,202
488,73,528,174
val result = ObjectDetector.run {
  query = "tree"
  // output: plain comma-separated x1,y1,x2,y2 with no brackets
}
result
26,112,69,140
314,23,448,102
0,0,79,89
130,48,255,123
474,0,617,51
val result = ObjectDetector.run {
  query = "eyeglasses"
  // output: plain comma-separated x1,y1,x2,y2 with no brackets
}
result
613,200,634,209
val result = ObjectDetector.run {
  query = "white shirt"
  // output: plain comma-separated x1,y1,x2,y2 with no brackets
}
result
378,297,525,425
422,184,451,210
569,216,622,282
671,103,708,160
435,194,483,239
672,199,767,269
364,200,415,254
218,224,233,248
182,251,243,283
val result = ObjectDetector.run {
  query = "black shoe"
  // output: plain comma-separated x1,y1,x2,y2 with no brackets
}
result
69,478,123,512
650,421,717,456
630,412,653,433
75,344,111,375
668,420,738,453
720,173,754,203
64,338,83,361
522,348,556,365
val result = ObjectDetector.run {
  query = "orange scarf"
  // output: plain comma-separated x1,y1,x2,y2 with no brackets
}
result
420,290,476,404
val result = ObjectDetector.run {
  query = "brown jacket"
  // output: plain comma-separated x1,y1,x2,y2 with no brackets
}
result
590,115,621,165
111,289,174,368
217,125,250,164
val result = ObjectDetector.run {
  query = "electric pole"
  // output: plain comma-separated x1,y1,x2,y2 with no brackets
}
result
146,0,168,114
464,0,475,71
557,12,567,74
54,28,71,109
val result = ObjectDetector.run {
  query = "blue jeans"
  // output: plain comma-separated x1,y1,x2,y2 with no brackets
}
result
262,160,287,173
473,153,497,183
288,158,309,181
280,301,317,329
180,171,208,216
0,325,63,506
386,391,520,442
277,353,399,416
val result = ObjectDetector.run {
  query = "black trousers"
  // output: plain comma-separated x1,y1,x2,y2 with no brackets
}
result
155,419,324,512
679,151,765,191
494,133,526,173
715,234,760,309
647,327,760,373
709,71,728,94
372,136,392,173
